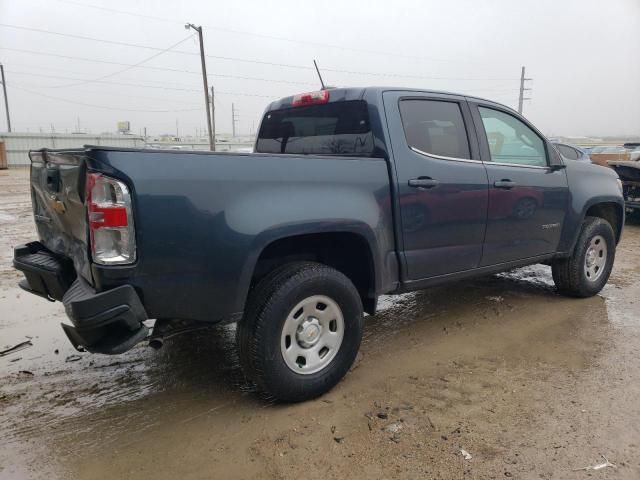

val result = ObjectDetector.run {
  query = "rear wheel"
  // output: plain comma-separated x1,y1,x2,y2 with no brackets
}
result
236,262,363,402
552,216,615,297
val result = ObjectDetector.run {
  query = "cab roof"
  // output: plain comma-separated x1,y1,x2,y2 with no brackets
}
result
265,86,517,114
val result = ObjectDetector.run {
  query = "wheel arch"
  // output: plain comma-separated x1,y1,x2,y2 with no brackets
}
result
583,201,624,244
562,198,624,257
235,223,381,316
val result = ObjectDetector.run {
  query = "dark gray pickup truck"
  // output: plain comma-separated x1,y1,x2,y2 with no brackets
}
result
14,87,625,401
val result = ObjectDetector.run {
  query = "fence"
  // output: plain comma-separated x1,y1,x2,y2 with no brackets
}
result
0,133,145,167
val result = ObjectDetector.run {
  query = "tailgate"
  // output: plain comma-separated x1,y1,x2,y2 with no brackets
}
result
29,149,92,281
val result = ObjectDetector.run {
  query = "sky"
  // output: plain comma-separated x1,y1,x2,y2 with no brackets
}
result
0,0,639,138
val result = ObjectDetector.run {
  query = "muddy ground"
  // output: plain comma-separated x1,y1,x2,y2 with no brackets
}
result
1,167,639,479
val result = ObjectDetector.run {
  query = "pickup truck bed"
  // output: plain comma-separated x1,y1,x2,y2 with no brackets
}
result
30,148,395,321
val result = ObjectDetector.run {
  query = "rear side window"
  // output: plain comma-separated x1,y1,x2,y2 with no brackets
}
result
255,100,374,156
399,99,471,160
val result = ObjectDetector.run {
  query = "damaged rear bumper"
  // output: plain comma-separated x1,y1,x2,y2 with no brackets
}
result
13,242,148,354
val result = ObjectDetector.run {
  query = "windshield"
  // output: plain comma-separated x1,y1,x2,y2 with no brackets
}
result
255,100,375,156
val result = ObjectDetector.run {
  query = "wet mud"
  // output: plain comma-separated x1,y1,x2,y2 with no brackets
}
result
1,168,639,479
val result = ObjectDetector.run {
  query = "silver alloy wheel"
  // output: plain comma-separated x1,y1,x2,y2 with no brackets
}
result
584,234,607,282
280,295,344,375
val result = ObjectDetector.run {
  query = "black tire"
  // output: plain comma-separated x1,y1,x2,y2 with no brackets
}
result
552,216,616,297
236,262,363,402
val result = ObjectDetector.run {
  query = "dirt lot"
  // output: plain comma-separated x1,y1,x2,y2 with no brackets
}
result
1,167,639,479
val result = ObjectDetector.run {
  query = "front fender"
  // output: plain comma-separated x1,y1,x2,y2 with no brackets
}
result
558,160,625,254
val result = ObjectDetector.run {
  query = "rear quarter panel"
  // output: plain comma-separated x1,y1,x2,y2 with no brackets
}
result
87,150,394,322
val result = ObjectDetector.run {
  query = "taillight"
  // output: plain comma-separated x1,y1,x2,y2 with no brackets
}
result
86,172,136,265
291,90,330,107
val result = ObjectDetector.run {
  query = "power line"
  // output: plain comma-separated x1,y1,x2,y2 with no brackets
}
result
52,0,491,66
10,84,203,112
0,23,188,53
15,79,202,105
7,70,278,98
0,23,312,70
47,34,196,88
56,0,185,26
321,66,518,82
6,65,520,114
0,24,519,82
0,48,317,86
12,68,519,104
4,66,199,100
2,46,516,85
8,70,202,92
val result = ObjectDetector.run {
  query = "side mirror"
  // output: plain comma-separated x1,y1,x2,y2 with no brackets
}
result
548,144,566,170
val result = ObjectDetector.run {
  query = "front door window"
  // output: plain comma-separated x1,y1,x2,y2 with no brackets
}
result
478,107,547,167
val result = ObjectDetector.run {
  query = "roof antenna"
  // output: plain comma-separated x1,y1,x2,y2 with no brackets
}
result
313,60,326,90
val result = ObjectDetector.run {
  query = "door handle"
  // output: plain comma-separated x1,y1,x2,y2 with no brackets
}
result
494,179,516,189
408,177,439,189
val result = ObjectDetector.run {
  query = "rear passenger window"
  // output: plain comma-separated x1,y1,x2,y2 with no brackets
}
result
399,99,471,160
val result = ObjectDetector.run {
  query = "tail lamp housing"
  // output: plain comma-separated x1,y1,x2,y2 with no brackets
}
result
86,172,136,265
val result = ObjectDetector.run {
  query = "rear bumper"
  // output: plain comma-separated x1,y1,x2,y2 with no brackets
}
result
13,242,149,354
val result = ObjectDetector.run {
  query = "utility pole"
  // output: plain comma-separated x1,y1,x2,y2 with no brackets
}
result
0,64,10,132
210,86,216,151
185,23,214,151
232,103,239,138
518,66,532,115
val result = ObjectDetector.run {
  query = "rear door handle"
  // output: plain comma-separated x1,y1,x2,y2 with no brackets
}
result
494,179,516,189
408,177,439,189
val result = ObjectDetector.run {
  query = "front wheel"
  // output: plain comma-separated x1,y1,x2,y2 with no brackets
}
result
552,216,616,297
236,262,363,402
